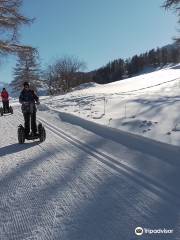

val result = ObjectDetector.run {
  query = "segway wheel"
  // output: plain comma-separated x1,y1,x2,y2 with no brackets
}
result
0,107,3,116
9,106,13,114
38,123,46,142
18,125,25,144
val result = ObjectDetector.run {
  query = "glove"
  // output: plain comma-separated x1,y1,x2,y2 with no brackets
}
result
36,101,40,105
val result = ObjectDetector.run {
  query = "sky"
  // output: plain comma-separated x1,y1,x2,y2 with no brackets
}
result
0,0,178,83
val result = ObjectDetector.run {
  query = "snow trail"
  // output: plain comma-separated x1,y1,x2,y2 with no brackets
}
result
0,108,180,239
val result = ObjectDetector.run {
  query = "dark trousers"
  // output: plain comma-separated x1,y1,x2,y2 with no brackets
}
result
2,101,9,113
23,111,37,136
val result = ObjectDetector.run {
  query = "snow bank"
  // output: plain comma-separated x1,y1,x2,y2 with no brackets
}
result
47,108,180,162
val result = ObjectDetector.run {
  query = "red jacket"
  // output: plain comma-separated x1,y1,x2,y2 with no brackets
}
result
1,91,9,102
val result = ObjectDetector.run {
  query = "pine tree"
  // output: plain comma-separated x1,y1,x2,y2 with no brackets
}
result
11,49,41,93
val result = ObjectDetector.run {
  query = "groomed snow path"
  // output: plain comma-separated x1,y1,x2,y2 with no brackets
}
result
0,108,180,240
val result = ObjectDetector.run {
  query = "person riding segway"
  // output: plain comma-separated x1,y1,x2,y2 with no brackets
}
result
18,82,46,143
1,88,9,113
0,88,13,116
19,82,40,139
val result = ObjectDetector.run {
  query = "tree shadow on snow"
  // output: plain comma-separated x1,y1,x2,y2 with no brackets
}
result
0,142,38,157
1,131,180,239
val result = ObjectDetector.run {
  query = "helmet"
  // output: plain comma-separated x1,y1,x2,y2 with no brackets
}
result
23,82,30,87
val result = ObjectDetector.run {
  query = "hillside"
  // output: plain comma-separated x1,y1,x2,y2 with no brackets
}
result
39,64,180,146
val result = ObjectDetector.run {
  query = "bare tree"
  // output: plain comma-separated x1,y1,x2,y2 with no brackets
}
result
0,0,33,55
43,64,60,95
43,56,87,95
54,55,86,92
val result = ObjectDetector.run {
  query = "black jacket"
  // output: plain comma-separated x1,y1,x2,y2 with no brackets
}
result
19,89,39,113
19,89,39,104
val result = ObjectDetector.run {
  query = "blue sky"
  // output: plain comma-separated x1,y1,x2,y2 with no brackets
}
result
0,0,178,83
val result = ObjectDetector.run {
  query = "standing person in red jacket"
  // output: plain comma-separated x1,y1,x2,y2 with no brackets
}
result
1,88,9,113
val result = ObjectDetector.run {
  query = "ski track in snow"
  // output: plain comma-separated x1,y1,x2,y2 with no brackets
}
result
0,108,180,239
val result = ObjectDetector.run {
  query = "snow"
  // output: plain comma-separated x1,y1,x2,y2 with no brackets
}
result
1,108,180,239
1,64,180,239
40,64,180,146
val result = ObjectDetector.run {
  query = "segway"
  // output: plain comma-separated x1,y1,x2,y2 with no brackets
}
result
18,122,46,144
9,106,13,114
0,107,3,116
0,103,13,116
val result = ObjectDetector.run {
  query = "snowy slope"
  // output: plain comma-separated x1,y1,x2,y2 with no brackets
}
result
40,64,180,146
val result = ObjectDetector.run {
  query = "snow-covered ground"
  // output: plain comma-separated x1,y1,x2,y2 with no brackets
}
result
1,64,180,239
39,64,180,146
0,107,180,239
